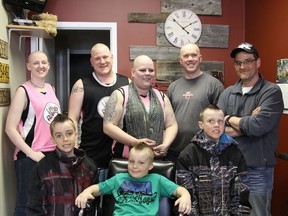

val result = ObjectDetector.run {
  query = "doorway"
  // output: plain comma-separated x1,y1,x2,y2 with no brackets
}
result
37,21,117,113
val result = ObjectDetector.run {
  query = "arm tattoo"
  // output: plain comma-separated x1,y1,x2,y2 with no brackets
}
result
103,93,119,124
71,85,84,93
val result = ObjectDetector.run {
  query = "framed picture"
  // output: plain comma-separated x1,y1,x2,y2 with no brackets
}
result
277,59,288,114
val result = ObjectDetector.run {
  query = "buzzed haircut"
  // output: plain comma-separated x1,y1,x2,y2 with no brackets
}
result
50,114,75,135
199,104,221,121
132,142,155,162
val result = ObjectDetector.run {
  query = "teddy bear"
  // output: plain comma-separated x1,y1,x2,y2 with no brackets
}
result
31,12,58,37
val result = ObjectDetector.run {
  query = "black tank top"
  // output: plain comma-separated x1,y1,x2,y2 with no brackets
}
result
80,73,129,168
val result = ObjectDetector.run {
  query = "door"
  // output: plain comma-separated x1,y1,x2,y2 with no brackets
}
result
33,22,117,113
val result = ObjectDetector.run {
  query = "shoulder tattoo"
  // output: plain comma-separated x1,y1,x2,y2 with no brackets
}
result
71,85,84,93
103,93,119,124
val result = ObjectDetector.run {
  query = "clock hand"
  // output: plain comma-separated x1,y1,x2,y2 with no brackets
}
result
183,23,193,29
172,18,189,34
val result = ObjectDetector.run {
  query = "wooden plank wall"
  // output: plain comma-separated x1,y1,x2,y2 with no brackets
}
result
156,23,229,48
130,46,224,85
160,0,222,15
157,61,224,82
128,0,226,87
155,61,224,93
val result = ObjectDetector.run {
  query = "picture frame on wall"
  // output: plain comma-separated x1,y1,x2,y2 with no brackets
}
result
276,58,288,114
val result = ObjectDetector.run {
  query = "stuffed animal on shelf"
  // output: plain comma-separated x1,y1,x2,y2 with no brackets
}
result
32,12,58,37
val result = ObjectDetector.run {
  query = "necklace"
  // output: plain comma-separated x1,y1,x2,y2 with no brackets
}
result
29,80,45,88
139,90,149,98
93,72,115,86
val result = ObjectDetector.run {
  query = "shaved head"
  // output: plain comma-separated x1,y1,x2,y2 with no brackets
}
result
180,43,201,57
28,51,48,63
133,55,153,69
91,43,111,56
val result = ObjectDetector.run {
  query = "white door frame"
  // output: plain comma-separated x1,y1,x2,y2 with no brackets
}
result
31,21,118,72
31,22,117,112
56,21,118,72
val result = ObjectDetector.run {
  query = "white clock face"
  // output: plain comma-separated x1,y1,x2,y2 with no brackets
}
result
164,9,202,48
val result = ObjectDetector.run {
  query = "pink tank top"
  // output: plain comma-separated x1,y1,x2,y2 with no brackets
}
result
14,82,61,160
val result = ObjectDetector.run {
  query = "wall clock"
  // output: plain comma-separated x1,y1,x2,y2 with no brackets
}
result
164,9,202,48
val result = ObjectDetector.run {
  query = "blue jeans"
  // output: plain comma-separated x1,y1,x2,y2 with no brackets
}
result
14,157,36,216
248,167,274,216
97,168,108,213
98,168,108,182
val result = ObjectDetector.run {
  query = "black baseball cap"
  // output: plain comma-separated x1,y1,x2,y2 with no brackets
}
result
230,42,259,58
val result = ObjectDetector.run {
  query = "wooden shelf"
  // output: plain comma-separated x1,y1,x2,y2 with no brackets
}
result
7,25,53,49
7,24,52,38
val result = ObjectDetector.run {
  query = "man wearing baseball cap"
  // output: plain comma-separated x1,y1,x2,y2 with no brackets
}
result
230,42,259,59
217,42,284,216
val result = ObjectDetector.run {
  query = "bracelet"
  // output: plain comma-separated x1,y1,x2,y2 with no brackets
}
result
225,115,235,127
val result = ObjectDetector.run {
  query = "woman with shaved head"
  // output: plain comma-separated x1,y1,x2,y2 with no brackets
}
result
103,55,178,159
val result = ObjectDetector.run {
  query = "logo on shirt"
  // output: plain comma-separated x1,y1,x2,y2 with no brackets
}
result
119,180,152,195
44,102,60,124
183,91,193,100
97,96,110,118
116,180,157,205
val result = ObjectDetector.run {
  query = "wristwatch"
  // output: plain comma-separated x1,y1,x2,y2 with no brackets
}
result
225,115,235,127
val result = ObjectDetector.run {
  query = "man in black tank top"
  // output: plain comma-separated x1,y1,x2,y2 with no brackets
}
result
68,43,129,182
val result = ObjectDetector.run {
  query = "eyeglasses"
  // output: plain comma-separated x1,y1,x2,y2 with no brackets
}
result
233,58,257,67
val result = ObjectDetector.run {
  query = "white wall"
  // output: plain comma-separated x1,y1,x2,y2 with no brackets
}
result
1,4,28,215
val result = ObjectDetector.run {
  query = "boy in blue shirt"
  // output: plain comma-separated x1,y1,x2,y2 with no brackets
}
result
75,142,191,216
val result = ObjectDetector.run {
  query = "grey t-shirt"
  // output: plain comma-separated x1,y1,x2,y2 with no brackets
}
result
167,73,224,156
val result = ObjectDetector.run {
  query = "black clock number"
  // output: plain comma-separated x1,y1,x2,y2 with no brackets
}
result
173,37,178,44
191,34,198,39
182,10,186,18
167,32,174,38
175,13,180,19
